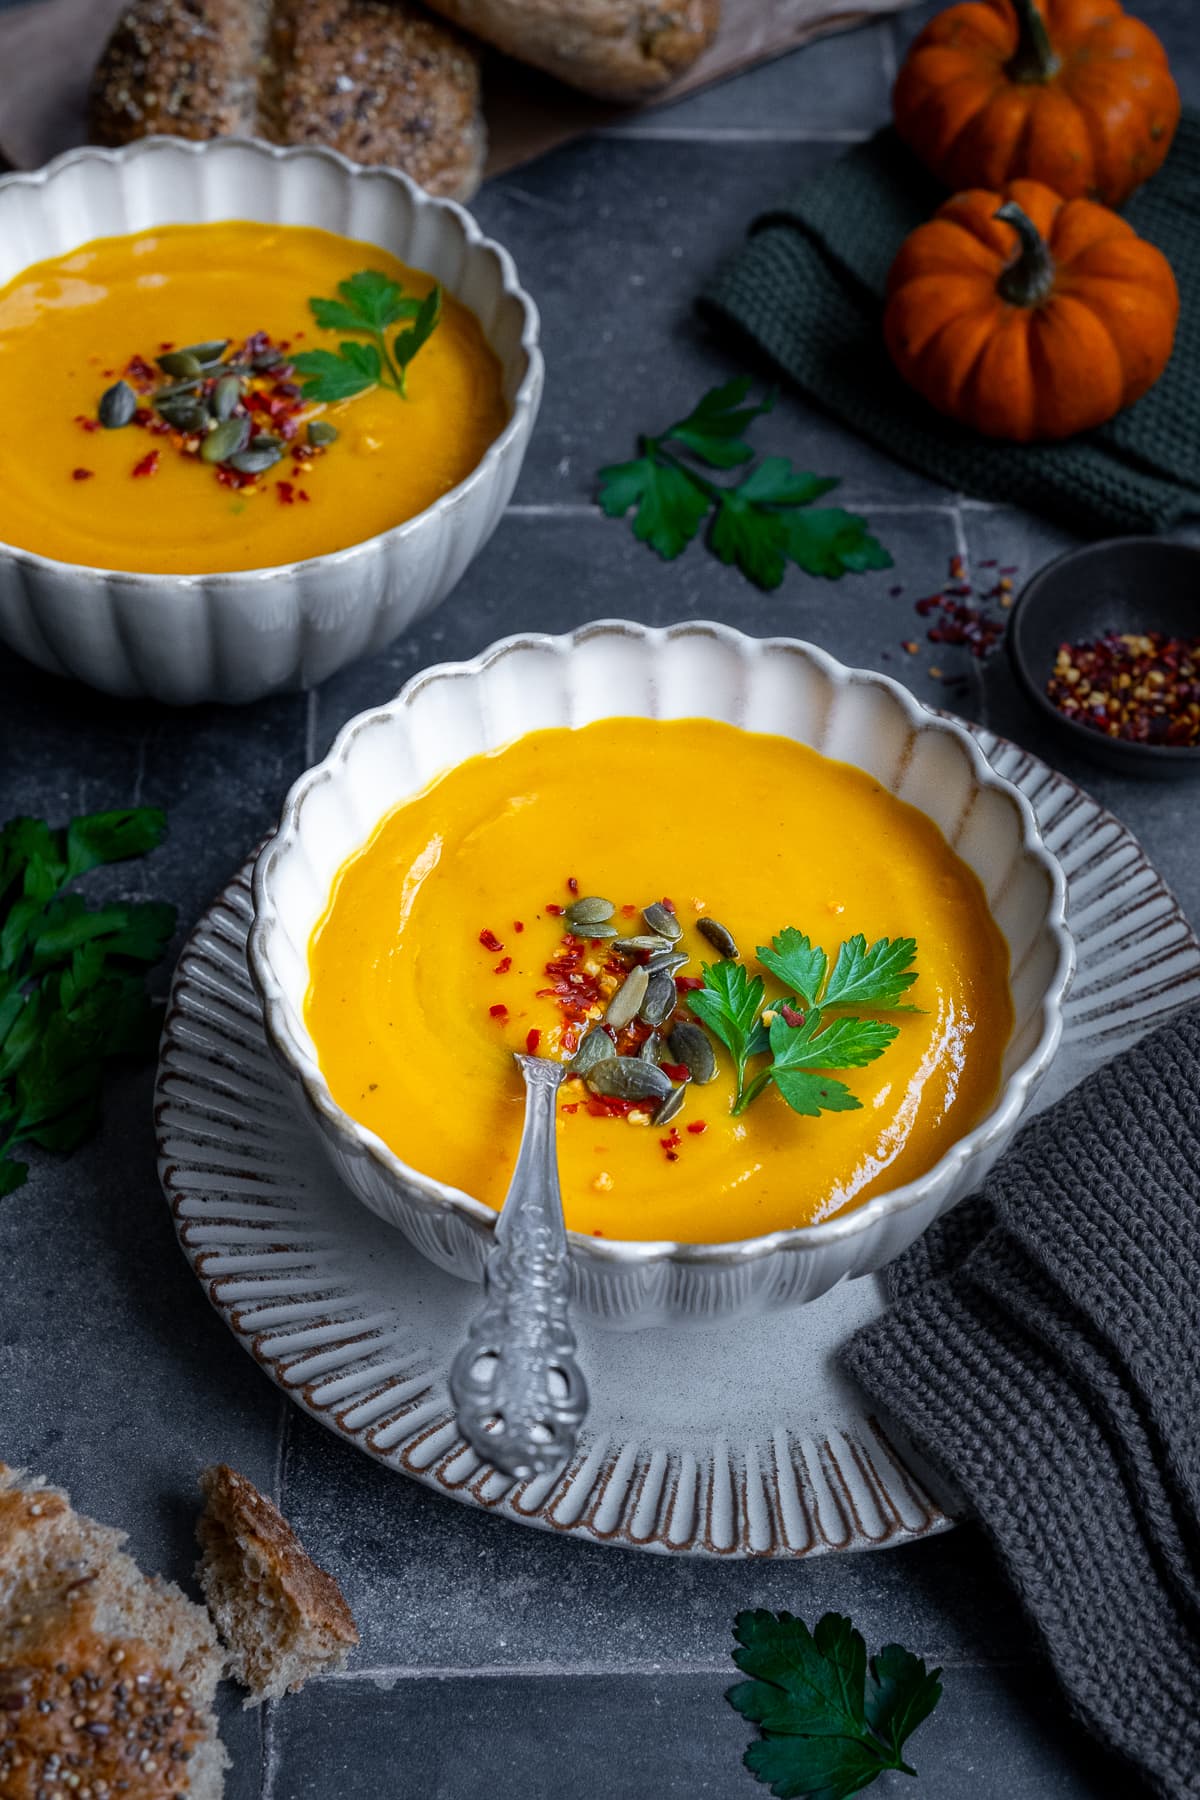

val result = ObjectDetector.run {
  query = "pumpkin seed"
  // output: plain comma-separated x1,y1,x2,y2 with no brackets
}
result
642,902,682,942
569,1027,611,1078
639,1032,661,1063
579,922,618,940
646,949,689,977
252,346,286,370
614,935,673,956
177,339,230,365
565,895,615,930
200,416,251,465
604,965,649,1030
307,419,339,447
228,436,284,475
586,1057,672,1102
154,375,206,403
640,969,677,1028
212,375,242,422
655,1084,688,1126
157,349,204,380
157,395,209,434
698,917,739,960
668,1021,718,1085
97,380,136,430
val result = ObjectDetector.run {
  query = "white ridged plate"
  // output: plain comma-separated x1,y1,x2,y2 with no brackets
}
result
156,727,1200,1557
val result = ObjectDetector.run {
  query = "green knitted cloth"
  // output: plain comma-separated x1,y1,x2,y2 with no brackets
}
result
701,117,1200,534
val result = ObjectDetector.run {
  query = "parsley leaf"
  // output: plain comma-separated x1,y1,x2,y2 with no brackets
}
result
756,929,827,1010
767,1012,898,1118
0,807,174,1197
824,935,920,1011
597,380,891,590
728,1609,943,1800
597,456,709,559
687,960,770,1102
690,924,921,1118
296,269,442,405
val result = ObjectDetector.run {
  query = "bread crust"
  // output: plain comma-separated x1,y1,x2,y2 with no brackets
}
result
420,0,720,100
0,1465,226,1800
196,1464,358,1702
88,0,486,202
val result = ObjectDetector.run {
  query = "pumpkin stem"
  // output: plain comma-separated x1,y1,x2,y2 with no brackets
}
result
995,202,1057,307
1006,0,1061,84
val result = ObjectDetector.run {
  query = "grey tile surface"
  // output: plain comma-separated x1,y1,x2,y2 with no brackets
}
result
0,3,1193,1799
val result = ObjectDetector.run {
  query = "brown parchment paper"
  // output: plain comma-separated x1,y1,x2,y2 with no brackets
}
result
0,0,906,179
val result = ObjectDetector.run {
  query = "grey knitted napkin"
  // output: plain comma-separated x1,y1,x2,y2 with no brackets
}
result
842,1004,1200,1799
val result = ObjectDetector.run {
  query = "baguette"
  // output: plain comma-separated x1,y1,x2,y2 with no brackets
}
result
195,1464,358,1703
89,0,486,202
0,1463,227,1800
420,0,720,101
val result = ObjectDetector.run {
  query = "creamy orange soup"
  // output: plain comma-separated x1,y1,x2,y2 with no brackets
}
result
305,718,1013,1242
0,221,507,574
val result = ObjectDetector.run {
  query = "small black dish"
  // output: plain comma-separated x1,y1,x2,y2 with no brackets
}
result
1007,537,1200,781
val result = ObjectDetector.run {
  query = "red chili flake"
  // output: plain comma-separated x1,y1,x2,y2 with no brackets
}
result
131,450,160,479
546,903,564,916
563,1026,580,1055
949,554,966,581
661,1062,690,1083
513,920,525,933
494,957,512,975
71,467,95,482
588,1095,642,1119
979,559,998,568
1046,630,1200,748
780,1003,806,1028
277,481,296,505
125,354,156,388
621,904,637,917
74,414,100,434
489,1003,508,1020
562,1102,579,1114
659,1126,683,1163
526,1028,541,1054
567,876,579,894
158,340,175,351
479,928,504,953
675,975,704,993
902,639,919,656
132,407,154,428
686,1121,708,1135
660,897,676,913
298,489,311,503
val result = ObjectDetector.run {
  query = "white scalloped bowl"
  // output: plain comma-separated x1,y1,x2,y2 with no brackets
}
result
0,137,542,705
249,621,1074,1327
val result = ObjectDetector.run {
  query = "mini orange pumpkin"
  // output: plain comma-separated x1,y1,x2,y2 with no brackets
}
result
883,179,1178,442
893,0,1180,207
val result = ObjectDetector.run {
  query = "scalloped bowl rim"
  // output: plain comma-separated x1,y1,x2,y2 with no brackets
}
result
0,135,543,588
249,621,1075,1269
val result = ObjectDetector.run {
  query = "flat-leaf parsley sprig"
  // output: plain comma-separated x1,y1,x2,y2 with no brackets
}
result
0,808,176,1197
728,1609,943,1799
597,378,892,590
292,269,442,403
688,928,920,1118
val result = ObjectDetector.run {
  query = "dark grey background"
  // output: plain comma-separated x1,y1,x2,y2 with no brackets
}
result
0,3,1196,1795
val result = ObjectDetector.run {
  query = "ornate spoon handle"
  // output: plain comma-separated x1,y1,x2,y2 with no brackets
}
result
449,1053,588,1481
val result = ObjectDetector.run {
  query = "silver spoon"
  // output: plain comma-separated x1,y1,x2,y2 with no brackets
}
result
449,1053,589,1481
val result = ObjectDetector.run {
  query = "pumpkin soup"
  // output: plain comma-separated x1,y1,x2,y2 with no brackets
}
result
0,222,507,574
305,718,1013,1244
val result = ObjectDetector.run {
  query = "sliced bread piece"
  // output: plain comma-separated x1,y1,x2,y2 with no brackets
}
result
196,1464,358,1703
0,1462,227,1800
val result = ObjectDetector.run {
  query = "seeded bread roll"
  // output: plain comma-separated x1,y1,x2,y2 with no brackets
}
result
195,1465,358,1703
88,0,486,202
419,0,720,101
0,1463,227,1800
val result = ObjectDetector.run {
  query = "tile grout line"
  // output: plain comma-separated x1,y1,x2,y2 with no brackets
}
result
304,688,319,764
951,496,991,728
259,1405,292,1799
310,1654,1053,1685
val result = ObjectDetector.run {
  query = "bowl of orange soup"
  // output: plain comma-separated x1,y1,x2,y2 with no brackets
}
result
249,621,1074,1327
0,137,540,704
